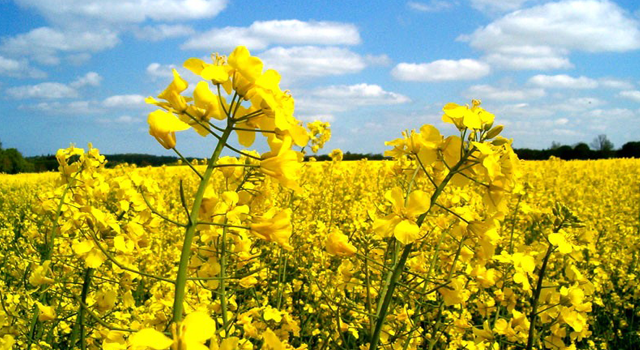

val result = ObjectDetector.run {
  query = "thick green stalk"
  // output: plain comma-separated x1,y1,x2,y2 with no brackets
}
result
369,149,471,350
369,243,413,350
219,224,229,333
69,268,93,348
172,123,234,324
526,244,554,350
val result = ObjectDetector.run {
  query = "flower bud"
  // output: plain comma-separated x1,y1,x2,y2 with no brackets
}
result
486,125,504,140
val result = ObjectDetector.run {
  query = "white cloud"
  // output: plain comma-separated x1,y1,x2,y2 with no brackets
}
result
18,100,102,114
14,0,228,25
98,115,143,124
182,20,360,51
103,94,147,108
461,0,640,70
0,27,119,65
407,1,454,12
619,90,640,102
7,82,78,99
146,62,178,80
0,55,47,78
469,0,532,13
528,74,598,89
392,59,490,81
70,72,102,88
3,1,227,65
585,108,636,120
260,46,366,81
465,84,546,101
134,24,195,41
297,83,410,114
364,54,392,66
600,78,634,90
483,52,572,70
298,114,336,123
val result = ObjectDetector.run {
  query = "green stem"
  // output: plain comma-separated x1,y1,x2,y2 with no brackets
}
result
172,147,203,179
69,268,93,348
526,244,554,350
172,122,234,324
369,147,472,350
219,223,229,335
369,244,412,350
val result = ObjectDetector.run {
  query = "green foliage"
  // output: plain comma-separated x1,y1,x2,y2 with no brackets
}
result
0,143,34,174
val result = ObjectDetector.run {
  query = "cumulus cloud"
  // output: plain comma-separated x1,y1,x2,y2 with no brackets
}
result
182,20,360,51
469,0,533,13
98,115,143,124
2,0,227,65
460,0,640,70
392,59,490,81
407,1,455,12
0,55,47,78
18,100,103,114
297,84,410,114
134,24,195,41
600,78,634,90
483,52,573,71
297,114,336,123
102,94,147,108
528,74,598,89
14,0,228,26
619,90,640,102
0,27,119,65
7,82,78,99
465,84,546,101
70,72,102,88
260,46,366,81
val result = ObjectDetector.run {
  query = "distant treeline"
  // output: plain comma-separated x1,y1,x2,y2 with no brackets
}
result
3,136,640,175
515,138,640,160
25,153,184,173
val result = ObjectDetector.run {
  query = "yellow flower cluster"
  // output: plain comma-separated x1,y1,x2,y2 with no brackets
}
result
0,46,639,350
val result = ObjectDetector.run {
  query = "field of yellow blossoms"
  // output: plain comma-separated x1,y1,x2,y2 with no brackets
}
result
1,46,639,350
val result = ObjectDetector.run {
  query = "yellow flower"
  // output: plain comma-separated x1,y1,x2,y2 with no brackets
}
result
329,149,343,161
183,55,230,84
128,311,227,350
373,187,429,244
260,135,303,191
442,100,493,131
250,209,293,250
156,69,189,112
549,230,573,254
36,302,56,322
228,46,263,99
29,260,54,286
326,230,357,257
147,110,191,149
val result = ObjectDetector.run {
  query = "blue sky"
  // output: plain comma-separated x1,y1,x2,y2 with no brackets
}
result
1,0,640,157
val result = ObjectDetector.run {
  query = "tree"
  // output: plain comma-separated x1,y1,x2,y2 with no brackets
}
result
0,148,33,174
572,143,591,160
619,141,640,158
591,134,614,152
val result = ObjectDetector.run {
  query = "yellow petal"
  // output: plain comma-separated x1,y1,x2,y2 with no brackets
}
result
182,311,216,343
385,187,405,212
406,190,429,218
183,58,207,75
128,329,174,349
262,328,285,350
148,110,191,134
201,65,230,83
394,220,420,244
